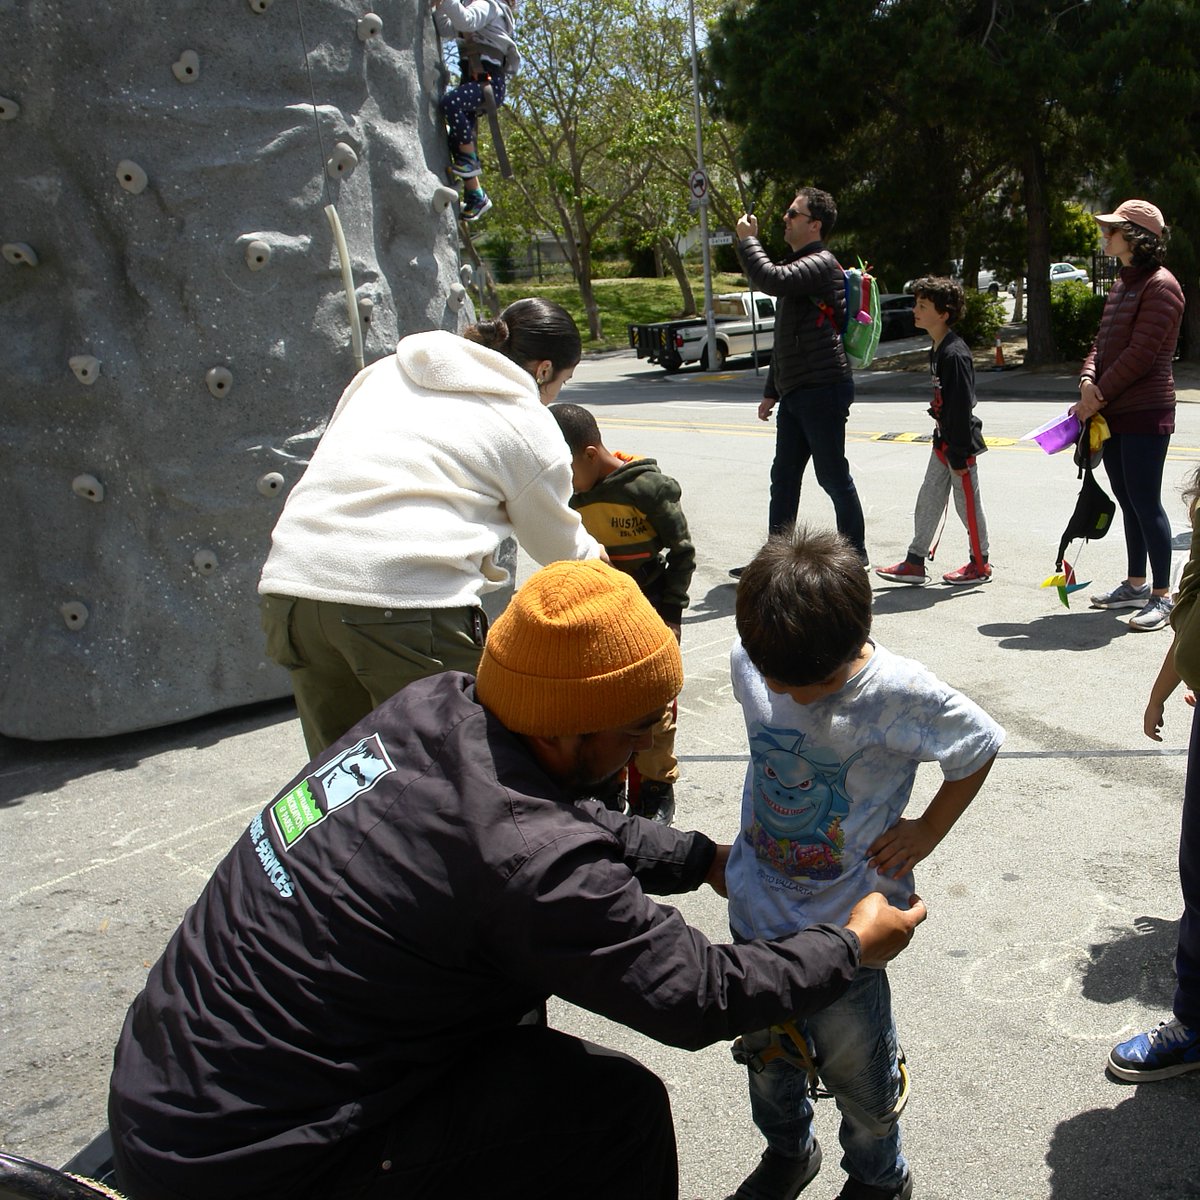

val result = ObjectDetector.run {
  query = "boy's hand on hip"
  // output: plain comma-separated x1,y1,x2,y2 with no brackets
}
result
845,892,927,968
867,816,937,879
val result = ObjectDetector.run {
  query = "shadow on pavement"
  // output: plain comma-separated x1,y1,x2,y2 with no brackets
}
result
1046,1086,1200,1200
0,696,298,806
685,583,738,627
977,611,1132,651
1081,916,1179,1011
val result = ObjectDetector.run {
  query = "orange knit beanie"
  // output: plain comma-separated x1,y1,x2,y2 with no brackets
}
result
476,560,683,736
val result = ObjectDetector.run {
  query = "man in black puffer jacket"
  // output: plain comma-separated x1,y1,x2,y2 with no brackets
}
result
733,188,867,569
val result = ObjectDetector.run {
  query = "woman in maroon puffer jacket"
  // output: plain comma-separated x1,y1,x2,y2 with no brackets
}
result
1072,198,1185,632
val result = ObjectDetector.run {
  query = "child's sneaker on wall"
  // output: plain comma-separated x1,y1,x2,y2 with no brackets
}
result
1089,580,1151,609
1108,1017,1200,1080
874,561,928,585
1127,594,1173,632
942,559,991,586
451,151,482,179
728,1141,822,1200
461,189,493,221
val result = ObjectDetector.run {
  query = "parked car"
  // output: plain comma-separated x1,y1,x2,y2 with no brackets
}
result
628,291,775,373
879,293,917,341
1008,263,1091,294
1050,261,1089,284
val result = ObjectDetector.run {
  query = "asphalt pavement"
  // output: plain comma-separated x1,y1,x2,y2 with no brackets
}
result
4,348,1200,1199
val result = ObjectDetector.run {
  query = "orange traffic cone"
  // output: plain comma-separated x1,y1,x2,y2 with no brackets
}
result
993,334,1005,370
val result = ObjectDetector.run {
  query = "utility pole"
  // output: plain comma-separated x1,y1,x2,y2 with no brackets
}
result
688,0,717,369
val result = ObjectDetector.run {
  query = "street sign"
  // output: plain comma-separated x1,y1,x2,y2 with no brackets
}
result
708,232,733,246
688,169,708,200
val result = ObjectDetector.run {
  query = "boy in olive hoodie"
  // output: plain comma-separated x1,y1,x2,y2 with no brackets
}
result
550,403,695,825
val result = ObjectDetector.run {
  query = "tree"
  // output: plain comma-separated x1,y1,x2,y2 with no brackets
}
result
705,0,1106,362
1080,0,1200,360
483,0,695,339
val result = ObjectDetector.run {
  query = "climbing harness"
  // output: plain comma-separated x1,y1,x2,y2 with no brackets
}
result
456,39,513,180
731,1021,911,1118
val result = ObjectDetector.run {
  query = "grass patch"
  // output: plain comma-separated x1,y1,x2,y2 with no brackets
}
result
494,274,749,352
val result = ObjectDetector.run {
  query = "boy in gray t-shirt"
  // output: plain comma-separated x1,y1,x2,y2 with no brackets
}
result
727,527,1003,1200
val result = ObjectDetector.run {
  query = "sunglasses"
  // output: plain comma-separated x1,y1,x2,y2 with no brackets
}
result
785,208,812,221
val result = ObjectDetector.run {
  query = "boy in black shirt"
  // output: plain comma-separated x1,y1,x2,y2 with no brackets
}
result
876,277,991,586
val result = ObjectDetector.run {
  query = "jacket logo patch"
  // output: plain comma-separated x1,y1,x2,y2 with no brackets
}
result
271,733,396,850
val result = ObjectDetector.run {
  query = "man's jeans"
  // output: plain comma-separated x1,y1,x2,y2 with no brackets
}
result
745,968,907,1190
768,378,866,558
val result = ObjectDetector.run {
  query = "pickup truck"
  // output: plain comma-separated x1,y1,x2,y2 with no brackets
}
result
628,291,775,373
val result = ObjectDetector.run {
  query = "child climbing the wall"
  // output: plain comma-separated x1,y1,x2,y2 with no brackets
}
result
431,0,520,222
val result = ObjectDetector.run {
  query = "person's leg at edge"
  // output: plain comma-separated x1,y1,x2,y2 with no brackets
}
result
806,969,906,1191
768,391,812,536
799,378,867,560
1115,431,1174,593
1176,703,1200,1028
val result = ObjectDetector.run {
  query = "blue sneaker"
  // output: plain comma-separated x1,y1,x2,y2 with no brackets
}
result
1108,1018,1200,1081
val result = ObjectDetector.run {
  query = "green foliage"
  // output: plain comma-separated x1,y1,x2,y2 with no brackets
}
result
493,273,748,349
1048,280,1106,362
956,290,1006,350
1052,202,1101,260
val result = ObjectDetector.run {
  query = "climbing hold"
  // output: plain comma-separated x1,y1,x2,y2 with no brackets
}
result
248,0,273,11
357,295,374,325
172,50,200,83
205,366,233,398
0,96,19,120
327,142,359,179
3,242,38,267
72,474,105,503
447,283,467,311
60,602,90,631
245,239,272,271
116,160,148,194
460,264,474,287
431,185,458,214
257,471,286,497
193,549,219,574
357,13,382,41
69,355,101,385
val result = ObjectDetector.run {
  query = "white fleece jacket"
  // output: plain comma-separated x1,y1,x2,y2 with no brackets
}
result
258,330,599,609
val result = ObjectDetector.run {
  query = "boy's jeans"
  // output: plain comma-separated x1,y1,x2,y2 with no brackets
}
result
745,968,908,1190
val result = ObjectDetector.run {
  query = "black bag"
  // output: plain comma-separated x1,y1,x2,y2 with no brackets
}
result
1056,419,1116,570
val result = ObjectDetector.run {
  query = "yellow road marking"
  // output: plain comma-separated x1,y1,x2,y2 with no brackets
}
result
597,414,1200,459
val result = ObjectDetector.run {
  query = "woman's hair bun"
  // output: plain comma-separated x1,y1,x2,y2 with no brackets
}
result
464,318,510,351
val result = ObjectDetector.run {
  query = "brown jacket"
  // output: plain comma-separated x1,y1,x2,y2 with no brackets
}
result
737,237,850,396
1081,264,1184,419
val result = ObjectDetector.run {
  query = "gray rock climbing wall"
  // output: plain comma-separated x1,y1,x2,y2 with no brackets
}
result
0,0,474,739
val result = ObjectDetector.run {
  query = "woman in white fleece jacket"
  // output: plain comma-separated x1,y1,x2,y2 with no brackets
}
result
258,298,603,755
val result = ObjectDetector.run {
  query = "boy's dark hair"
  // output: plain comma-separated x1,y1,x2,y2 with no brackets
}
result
735,528,872,686
797,187,837,240
910,276,965,325
548,402,601,455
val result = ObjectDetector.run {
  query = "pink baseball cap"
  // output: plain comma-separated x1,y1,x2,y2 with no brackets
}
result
1094,199,1165,237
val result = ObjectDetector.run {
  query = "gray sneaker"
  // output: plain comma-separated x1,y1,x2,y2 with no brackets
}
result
1089,580,1151,609
1128,594,1174,632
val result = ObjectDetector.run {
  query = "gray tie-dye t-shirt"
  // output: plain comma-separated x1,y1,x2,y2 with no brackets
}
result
727,639,1005,941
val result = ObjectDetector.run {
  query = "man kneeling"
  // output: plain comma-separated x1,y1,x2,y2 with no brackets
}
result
109,560,925,1200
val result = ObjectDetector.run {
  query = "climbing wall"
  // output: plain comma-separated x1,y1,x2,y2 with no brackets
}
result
0,1,474,739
